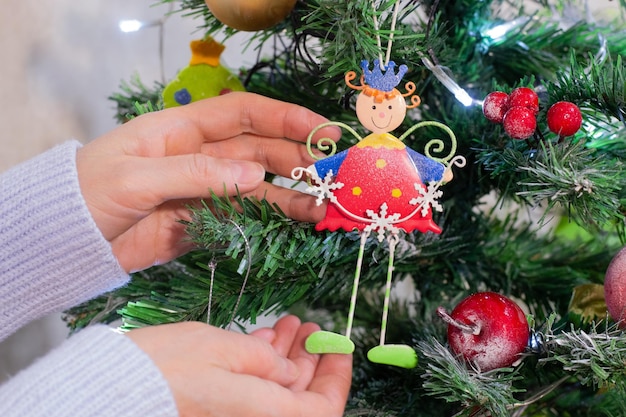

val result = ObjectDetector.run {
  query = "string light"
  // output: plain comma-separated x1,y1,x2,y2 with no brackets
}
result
116,2,174,84
421,56,477,107
483,17,531,42
418,10,530,107
118,19,144,33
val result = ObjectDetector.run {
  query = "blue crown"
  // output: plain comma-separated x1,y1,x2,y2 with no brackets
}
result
360,59,408,92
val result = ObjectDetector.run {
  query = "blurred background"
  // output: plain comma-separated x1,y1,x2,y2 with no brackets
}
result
0,0,258,383
0,0,618,384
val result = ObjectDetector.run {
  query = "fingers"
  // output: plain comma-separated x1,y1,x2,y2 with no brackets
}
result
204,328,301,387
249,327,277,344
204,317,350,417
179,92,339,145
200,134,319,179
109,200,195,272
129,322,300,387
263,315,303,357
126,154,266,206
129,320,351,417
197,369,333,417
306,352,353,412
110,179,326,272
284,321,323,392
124,153,325,221
268,316,352,412
249,316,345,395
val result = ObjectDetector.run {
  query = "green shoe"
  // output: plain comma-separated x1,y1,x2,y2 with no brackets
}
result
367,344,418,369
305,331,355,354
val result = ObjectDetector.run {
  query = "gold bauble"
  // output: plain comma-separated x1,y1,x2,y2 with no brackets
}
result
204,0,297,32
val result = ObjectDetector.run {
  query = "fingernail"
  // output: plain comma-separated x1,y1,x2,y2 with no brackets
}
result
231,161,265,185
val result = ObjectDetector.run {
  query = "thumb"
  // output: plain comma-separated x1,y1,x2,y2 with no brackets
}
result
138,154,266,203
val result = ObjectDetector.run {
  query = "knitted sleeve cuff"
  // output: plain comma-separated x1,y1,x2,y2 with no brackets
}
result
0,325,179,417
0,141,130,341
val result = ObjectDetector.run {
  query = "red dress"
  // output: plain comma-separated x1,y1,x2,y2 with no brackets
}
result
314,133,445,234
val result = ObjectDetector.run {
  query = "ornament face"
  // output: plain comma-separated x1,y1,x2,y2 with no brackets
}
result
446,292,529,372
355,90,407,133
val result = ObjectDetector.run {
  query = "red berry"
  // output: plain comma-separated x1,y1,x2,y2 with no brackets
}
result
509,87,539,113
547,101,582,137
482,91,510,123
445,292,529,372
604,246,626,328
502,106,537,140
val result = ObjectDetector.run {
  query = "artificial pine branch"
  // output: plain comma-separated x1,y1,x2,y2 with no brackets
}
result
484,21,612,84
541,316,626,390
295,0,427,82
419,338,523,417
516,140,623,232
550,53,626,128
108,73,163,123
109,193,366,330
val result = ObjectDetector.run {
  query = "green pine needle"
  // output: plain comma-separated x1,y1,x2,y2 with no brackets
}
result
419,337,523,417
108,73,163,123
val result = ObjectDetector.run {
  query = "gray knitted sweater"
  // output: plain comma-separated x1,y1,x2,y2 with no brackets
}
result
0,141,178,416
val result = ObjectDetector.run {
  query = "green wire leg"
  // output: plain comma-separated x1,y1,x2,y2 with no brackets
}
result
345,231,369,339
379,234,398,346
367,233,418,369
304,231,368,355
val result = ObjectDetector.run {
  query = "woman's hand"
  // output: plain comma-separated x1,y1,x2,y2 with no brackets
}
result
127,315,352,417
76,93,338,272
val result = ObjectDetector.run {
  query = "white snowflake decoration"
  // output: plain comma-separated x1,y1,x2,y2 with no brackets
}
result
364,203,401,242
410,181,444,217
304,169,344,206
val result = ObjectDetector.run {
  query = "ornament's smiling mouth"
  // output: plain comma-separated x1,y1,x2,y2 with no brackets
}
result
371,116,392,130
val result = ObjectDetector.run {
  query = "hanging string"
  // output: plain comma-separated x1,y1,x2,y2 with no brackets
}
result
371,0,402,69
384,1,401,68
370,0,385,67
226,219,252,331
206,258,217,325
204,219,253,331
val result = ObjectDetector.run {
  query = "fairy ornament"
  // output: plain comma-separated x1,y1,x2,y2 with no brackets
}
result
291,59,466,368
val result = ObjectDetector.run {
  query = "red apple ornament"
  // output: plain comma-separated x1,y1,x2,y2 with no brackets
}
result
604,246,626,328
547,101,582,137
440,292,529,371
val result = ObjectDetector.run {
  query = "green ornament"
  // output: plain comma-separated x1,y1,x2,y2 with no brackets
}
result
305,330,355,354
367,345,418,369
163,37,245,109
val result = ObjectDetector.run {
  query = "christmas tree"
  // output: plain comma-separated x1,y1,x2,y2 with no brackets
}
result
67,1,626,416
